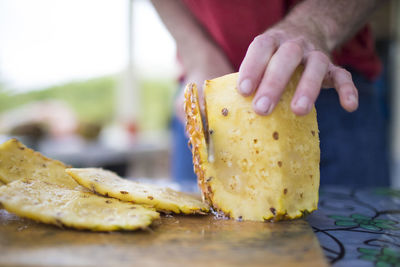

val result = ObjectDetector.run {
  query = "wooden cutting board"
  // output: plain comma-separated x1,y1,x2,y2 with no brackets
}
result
0,209,327,267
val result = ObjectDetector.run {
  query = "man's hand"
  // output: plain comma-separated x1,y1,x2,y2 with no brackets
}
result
238,25,358,116
238,0,378,116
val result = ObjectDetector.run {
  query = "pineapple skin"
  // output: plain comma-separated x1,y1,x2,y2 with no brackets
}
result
184,68,320,221
184,84,210,204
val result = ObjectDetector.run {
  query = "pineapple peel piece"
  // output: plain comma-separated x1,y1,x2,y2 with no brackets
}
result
66,168,209,214
184,83,210,201
0,139,80,190
184,68,320,221
0,179,160,231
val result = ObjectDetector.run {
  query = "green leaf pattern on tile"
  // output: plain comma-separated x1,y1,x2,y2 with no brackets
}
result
328,214,400,231
358,247,400,267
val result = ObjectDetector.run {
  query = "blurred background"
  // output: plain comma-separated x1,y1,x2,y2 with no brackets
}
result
0,0,178,184
0,0,399,188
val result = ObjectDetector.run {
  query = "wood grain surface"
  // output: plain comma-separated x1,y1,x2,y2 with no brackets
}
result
0,210,327,267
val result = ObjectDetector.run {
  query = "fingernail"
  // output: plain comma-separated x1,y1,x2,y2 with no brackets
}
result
255,96,272,114
347,94,357,105
239,79,253,95
295,96,310,112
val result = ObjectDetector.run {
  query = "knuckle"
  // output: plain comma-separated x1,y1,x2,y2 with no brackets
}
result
280,41,303,59
309,50,330,65
264,79,285,96
336,68,352,80
342,69,352,79
341,83,356,95
251,34,275,50
301,76,321,90
292,36,307,47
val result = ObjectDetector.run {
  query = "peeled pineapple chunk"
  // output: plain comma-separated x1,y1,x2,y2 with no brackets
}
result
0,179,160,231
0,139,80,190
184,68,320,221
66,168,209,214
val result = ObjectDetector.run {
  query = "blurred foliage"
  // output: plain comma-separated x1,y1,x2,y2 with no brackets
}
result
0,76,177,131
140,79,176,131
0,77,116,123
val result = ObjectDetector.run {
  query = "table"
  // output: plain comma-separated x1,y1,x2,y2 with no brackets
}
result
0,212,326,267
307,187,400,267
1,187,399,266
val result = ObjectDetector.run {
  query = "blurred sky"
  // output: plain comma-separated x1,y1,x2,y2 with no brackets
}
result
0,0,178,92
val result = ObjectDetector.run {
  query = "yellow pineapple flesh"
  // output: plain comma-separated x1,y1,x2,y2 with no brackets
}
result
0,139,80,190
0,139,160,231
66,168,209,214
0,179,159,231
184,68,320,221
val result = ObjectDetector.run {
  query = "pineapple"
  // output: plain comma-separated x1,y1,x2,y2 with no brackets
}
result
0,139,160,231
184,68,320,221
66,168,209,214
0,179,159,231
0,139,80,190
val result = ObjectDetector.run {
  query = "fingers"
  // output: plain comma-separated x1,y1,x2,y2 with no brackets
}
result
252,41,303,115
238,35,359,116
290,51,329,115
329,66,359,112
323,65,359,112
238,35,277,96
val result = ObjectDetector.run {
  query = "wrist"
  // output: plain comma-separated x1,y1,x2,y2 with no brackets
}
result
285,0,378,52
281,8,333,53
288,6,338,51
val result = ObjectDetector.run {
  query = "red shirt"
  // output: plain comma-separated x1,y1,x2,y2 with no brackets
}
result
182,0,382,81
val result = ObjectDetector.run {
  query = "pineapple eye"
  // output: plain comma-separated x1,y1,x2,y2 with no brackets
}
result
270,207,276,215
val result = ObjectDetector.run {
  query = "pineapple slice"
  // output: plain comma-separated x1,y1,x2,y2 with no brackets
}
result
0,139,80,190
66,168,209,214
0,139,160,231
184,68,320,221
0,179,160,231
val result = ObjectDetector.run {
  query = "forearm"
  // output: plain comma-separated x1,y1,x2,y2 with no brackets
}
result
150,0,226,73
284,0,379,51
151,0,233,122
